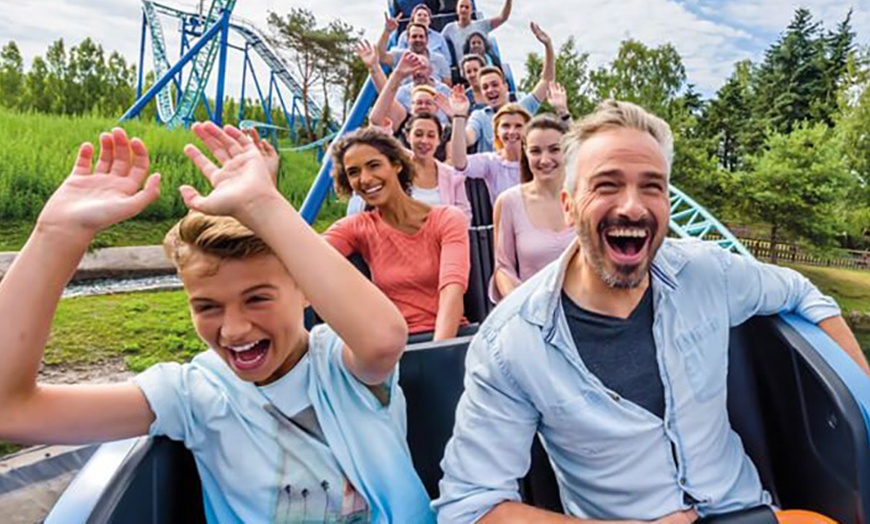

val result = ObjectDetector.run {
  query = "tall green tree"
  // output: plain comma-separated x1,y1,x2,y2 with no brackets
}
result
698,60,754,172
590,39,687,120
23,56,51,112
45,39,69,114
736,122,852,257
520,37,595,117
268,9,358,138
0,41,24,108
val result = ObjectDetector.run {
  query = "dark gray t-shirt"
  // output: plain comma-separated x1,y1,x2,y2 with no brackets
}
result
561,287,665,419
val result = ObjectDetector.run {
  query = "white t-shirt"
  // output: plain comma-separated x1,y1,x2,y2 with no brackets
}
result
411,184,442,207
441,19,492,65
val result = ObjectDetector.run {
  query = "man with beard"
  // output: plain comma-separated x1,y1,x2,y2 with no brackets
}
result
434,100,870,523
379,20,452,86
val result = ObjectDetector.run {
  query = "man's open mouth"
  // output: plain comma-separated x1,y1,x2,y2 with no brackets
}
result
226,339,271,371
602,227,651,265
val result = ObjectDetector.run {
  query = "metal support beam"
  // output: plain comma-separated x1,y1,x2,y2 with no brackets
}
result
137,12,147,99
120,13,226,121
239,46,250,122
213,10,231,126
299,78,377,223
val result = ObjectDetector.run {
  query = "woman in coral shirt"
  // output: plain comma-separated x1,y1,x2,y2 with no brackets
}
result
325,128,470,340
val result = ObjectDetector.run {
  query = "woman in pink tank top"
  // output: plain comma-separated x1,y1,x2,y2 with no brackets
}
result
491,113,575,302
324,128,471,340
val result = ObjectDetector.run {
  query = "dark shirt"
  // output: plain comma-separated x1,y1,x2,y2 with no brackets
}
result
561,286,665,419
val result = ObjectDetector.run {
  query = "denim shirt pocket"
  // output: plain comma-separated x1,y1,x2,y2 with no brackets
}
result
673,318,726,403
541,391,620,456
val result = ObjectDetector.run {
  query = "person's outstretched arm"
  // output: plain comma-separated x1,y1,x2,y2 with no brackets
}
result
432,209,469,341
356,39,388,93
182,123,407,385
489,0,513,30
529,22,555,103
370,52,420,133
0,129,161,445
377,13,400,67
448,85,471,170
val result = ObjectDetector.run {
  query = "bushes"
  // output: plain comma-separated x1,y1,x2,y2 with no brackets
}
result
0,108,345,224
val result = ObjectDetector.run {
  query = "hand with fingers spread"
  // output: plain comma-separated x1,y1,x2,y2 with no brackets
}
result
182,122,280,220
395,52,423,78
384,12,399,33
530,22,552,47
432,91,454,118
247,129,280,185
547,82,570,119
38,128,161,235
356,40,379,71
448,84,470,118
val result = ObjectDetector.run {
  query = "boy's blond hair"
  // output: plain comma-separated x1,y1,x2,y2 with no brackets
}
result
563,100,674,195
163,212,273,274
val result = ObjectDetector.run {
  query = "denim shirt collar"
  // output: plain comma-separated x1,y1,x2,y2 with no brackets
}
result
519,238,690,350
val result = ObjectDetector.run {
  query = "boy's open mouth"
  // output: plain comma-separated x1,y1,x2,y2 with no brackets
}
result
226,339,271,371
602,226,651,266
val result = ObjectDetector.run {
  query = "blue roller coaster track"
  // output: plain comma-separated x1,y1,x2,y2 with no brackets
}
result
123,0,338,133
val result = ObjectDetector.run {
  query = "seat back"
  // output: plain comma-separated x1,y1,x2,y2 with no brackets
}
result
465,177,493,226
399,336,474,498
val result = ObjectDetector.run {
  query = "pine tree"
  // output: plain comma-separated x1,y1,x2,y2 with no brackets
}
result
0,41,24,108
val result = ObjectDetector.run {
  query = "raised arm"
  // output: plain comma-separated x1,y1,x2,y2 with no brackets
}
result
182,123,407,385
356,39,388,93
489,0,513,30
0,129,161,445
447,85,471,170
377,13,400,67
529,22,555,103
370,52,421,133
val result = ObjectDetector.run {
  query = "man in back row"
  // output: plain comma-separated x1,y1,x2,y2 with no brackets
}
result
441,0,513,65
434,100,870,522
464,22,554,153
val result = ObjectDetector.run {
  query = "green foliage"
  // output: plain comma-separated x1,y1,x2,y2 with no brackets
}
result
736,122,851,248
0,108,344,225
520,37,595,117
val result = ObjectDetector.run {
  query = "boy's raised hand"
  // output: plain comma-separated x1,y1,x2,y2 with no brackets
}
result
182,121,279,219
38,128,161,236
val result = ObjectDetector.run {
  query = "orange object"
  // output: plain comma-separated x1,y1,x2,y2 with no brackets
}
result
776,510,838,524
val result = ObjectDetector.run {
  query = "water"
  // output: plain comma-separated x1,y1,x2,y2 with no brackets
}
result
62,275,181,298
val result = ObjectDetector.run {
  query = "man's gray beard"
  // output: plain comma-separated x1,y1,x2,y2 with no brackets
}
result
577,220,647,289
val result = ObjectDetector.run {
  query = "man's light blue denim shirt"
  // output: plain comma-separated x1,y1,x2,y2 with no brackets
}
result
434,238,841,522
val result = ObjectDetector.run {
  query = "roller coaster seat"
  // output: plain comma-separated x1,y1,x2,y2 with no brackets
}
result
49,316,869,522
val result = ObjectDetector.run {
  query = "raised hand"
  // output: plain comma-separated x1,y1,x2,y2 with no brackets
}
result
247,129,280,185
395,51,424,78
433,91,454,118
356,39,379,70
383,12,399,33
38,128,161,236
181,122,280,219
547,82,569,116
448,84,470,118
530,22,552,47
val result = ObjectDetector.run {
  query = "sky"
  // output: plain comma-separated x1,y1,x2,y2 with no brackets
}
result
1,0,869,104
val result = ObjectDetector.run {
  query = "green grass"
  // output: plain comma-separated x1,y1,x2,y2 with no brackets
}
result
785,264,870,356
46,290,203,372
0,108,345,250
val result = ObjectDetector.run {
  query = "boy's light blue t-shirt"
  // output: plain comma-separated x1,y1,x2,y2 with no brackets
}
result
134,325,434,524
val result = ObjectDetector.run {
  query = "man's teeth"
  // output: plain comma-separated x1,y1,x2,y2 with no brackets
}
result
607,228,648,238
227,340,261,352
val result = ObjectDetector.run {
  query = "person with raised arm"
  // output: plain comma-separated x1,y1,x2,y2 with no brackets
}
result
391,5,452,63
325,128,470,341
378,13,452,85
449,84,530,204
0,125,434,523
465,22,554,153
441,0,512,67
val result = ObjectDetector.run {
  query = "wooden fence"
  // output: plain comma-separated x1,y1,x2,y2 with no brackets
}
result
738,237,870,270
